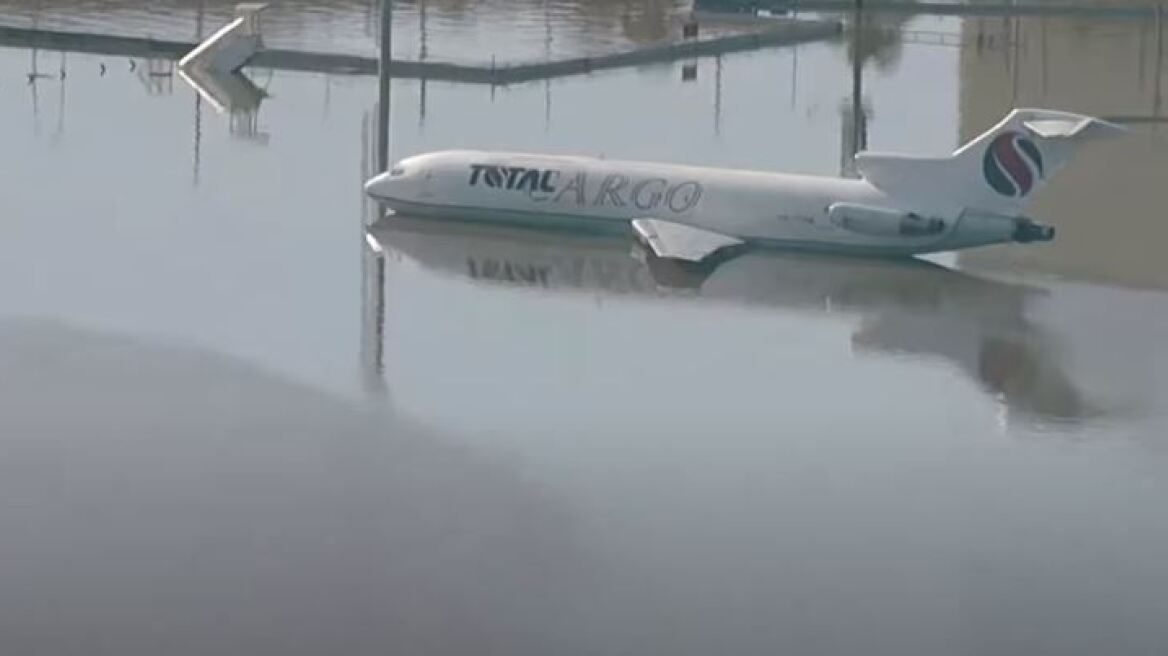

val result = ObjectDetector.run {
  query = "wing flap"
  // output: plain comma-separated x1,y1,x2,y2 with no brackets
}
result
630,218,744,264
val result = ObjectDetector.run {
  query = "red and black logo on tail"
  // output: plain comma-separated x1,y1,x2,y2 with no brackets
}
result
983,131,1044,197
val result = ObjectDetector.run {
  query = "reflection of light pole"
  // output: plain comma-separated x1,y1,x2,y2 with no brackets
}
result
363,0,393,396
30,43,41,128
714,54,722,136
55,51,66,139
790,44,798,109
361,231,387,394
360,112,387,394
193,92,203,185
192,0,205,186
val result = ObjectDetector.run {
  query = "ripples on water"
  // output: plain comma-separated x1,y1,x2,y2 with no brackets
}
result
0,0,702,61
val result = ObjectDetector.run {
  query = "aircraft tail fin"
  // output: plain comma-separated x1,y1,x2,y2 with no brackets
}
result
855,109,1125,215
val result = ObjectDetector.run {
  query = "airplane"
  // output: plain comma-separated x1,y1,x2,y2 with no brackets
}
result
364,108,1124,262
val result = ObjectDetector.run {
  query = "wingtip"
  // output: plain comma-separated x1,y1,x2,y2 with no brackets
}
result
1093,117,1129,137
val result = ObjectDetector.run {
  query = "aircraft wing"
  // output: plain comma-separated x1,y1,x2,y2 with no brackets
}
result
630,218,745,264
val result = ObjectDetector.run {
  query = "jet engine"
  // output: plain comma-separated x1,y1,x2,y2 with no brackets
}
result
827,203,947,239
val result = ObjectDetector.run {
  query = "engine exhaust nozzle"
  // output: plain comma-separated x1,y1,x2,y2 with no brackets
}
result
1013,218,1056,243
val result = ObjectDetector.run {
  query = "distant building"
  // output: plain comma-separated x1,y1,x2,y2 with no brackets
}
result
958,16,1168,289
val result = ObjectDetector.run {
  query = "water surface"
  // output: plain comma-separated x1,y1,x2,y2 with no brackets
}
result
1,7,1167,655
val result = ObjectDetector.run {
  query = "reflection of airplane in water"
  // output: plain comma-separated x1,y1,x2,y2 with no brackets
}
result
368,216,1093,424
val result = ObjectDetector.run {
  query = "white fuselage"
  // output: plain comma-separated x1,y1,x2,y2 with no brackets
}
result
364,151,1025,255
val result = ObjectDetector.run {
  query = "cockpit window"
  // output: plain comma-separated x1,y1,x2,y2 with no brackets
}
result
389,166,406,177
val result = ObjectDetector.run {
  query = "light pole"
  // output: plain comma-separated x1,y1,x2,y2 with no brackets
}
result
851,0,864,156
377,0,393,171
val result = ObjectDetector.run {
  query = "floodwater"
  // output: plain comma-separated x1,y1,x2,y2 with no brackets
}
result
0,0,714,61
2,4,1168,655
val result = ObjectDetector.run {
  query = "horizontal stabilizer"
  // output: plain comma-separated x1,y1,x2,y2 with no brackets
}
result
1021,116,1123,139
631,218,744,263
1022,118,1092,139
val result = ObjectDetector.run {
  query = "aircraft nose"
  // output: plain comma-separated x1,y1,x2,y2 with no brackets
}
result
364,171,392,199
